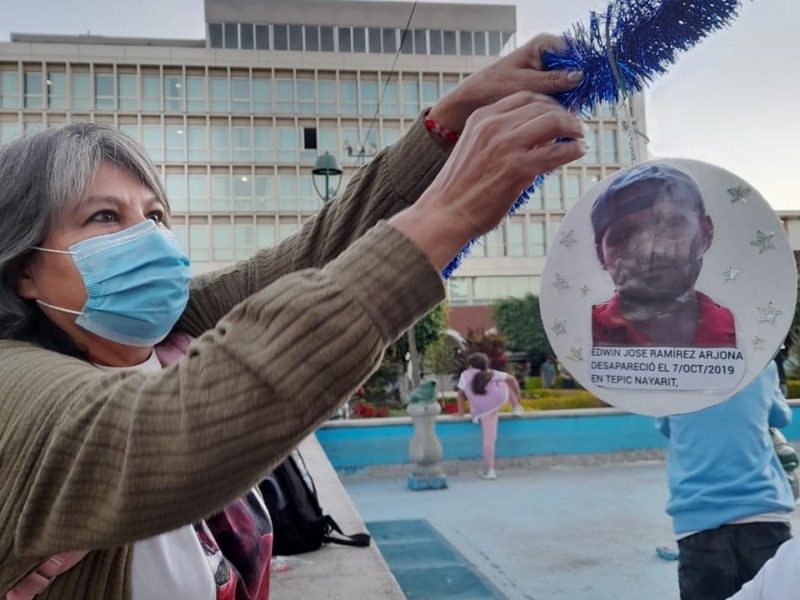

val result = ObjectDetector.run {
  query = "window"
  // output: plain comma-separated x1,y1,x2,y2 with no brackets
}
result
360,78,378,115
381,80,398,115
421,81,438,106
296,78,315,114
272,25,289,50
253,126,272,162
279,221,298,241
565,174,581,209
399,29,412,54
231,77,250,113
189,223,210,261
486,227,505,257
303,127,317,151
402,81,419,116
443,31,456,55
474,31,487,56
289,25,303,51
339,80,357,115
118,74,137,110
210,77,229,112
508,219,525,257
278,175,298,211
252,76,270,113
142,124,163,161
545,176,563,210
353,28,366,53
71,72,90,109
382,28,396,54
240,24,254,49
233,175,253,211
165,173,188,212
254,175,274,212
164,75,184,111
317,80,335,114
526,183,543,210
232,126,251,161
46,72,67,109
369,28,382,53
277,127,297,162
305,25,319,51
1,70,19,108
382,126,400,148
213,222,234,261
603,129,618,163
584,129,599,164
186,75,206,112
320,26,334,51
276,79,294,113
93,73,114,110
1,122,20,142
429,30,442,55
298,175,318,211
209,23,223,48
188,174,209,212
413,29,426,54
255,24,269,50
142,74,161,111
448,278,470,305
338,28,352,53
528,221,545,256
459,31,473,55
488,31,502,55
211,174,231,211
186,125,208,162
210,125,230,161
224,23,238,49
165,125,186,161
24,71,43,108
234,222,255,260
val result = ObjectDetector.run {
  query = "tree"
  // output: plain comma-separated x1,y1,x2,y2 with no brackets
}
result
423,334,460,397
492,294,551,364
362,302,449,404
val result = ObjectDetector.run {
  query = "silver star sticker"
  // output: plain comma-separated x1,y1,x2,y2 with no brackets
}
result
559,229,578,249
552,273,570,290
757,302,783,324
728,184,751,204
752,336,766,350
750,230,775,254
580,284,590,297
551,319,567,336
567,347,583,361
723,267,739,282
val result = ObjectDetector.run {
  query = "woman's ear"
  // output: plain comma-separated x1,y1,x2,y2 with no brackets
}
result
15,261,40,301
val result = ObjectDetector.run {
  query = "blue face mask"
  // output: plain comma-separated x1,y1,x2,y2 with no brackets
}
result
34,220,192,347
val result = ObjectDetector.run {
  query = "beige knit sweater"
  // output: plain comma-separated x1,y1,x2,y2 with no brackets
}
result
0,117,448,598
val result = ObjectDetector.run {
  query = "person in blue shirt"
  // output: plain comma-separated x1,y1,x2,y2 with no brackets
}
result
656,361,794,600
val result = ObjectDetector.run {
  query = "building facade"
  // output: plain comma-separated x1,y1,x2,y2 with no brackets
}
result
0,0,653,335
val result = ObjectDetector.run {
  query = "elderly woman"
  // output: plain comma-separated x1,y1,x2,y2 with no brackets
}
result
0,35,585,598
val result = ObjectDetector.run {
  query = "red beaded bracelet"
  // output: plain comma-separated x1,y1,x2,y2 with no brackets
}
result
424,117,461,144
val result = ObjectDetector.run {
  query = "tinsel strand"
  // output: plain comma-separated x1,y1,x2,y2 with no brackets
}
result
442,0,747,279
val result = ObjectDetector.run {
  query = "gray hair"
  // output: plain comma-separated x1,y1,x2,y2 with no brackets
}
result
0,121,169,345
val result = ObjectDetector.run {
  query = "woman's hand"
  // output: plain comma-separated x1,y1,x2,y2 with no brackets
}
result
390,91,585,272
427,34,580,137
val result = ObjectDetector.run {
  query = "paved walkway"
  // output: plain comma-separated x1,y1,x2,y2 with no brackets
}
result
344,460,800,600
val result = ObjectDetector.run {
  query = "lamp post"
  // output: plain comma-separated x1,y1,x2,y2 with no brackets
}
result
311,151,343,203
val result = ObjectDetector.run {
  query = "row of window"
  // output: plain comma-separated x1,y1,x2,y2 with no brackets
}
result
0,68,461,117
207,22,513,57
163,172,352,214
448,276,542,306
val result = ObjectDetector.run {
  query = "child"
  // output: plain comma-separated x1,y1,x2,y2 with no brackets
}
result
457,352,523,480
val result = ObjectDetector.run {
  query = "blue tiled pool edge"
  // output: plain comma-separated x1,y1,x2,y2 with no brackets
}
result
318,404,800,471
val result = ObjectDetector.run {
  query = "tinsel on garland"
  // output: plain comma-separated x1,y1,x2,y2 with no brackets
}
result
442,0,747,278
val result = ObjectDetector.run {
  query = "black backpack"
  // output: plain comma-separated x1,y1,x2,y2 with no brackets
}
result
258,449,371,555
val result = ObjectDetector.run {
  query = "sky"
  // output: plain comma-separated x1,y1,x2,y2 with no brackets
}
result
1,0,797,210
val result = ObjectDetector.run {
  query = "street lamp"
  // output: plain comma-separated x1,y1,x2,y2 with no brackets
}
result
311,151,343,204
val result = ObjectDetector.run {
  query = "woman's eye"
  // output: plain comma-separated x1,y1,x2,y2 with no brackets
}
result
147,211,164,224
89,210,117,224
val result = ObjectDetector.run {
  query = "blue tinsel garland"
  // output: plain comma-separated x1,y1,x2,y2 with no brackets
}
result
442,0,747,279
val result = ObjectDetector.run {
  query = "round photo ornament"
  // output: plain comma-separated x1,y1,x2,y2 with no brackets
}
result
540,158,797,417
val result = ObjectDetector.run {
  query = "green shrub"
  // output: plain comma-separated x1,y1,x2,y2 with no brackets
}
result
787,380,800,399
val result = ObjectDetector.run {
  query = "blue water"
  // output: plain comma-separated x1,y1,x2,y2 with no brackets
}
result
367,519,504,599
